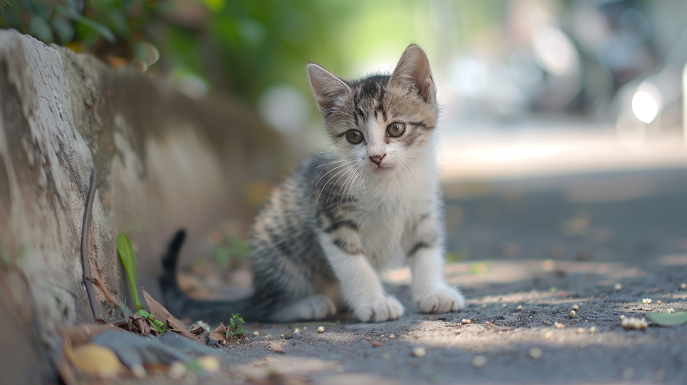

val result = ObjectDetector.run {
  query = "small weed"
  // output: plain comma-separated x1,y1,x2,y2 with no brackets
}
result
137,309,166,333
226,313,247,340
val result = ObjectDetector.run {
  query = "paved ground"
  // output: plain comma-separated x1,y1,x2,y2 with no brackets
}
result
175,168,687,385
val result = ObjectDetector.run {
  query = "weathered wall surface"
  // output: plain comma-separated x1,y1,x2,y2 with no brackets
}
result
0,30,289,383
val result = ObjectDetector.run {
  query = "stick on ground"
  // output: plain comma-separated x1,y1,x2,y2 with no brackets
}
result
81,168,101,322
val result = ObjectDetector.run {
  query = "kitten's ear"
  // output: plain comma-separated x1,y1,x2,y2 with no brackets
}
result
389,44,435,103
307,63,351,114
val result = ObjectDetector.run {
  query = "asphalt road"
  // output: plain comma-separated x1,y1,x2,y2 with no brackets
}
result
170,168,687,385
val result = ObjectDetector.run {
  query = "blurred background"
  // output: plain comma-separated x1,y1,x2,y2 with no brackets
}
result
5,0,687,297
4,0,687,175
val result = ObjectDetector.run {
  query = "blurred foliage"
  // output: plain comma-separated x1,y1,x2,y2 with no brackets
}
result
445,250,469,263
470,261,491,275
213,235,248,268
0,0,357,103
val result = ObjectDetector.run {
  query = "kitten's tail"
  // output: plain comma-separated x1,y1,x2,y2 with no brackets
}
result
159,229,255,324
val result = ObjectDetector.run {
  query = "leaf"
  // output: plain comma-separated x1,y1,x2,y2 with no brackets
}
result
136,309,151,318
200,0,226,12
267,341,285,354
116,233,143,310
152,319,167,333
68,343,125,378
55,6,116,44
232,314,245,324
141,289,202,343
29,16,54,43
646,312,687,326
50,17,75,44
133,41,159,66
210,323,229,343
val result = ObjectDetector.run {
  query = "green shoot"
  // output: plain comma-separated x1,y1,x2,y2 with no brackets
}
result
225,313,247,340
136,309,167,333
117,233,143,311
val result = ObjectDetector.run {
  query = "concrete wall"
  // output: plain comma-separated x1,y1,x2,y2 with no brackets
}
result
0,30,289,382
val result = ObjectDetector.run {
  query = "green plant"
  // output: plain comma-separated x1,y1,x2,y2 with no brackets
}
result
116,232,143,311
136,309,167,333
213,236,249,267
0,1,119,45
0,0,356,104
225,313,246,340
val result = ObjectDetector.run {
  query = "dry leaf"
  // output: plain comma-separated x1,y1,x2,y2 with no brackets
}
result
141,289,202,343
196,356,221,373
68,343,125,378
189,324,206,335
209,322,229,345
267,341,285,354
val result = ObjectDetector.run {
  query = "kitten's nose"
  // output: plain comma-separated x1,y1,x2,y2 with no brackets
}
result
369,154,386,166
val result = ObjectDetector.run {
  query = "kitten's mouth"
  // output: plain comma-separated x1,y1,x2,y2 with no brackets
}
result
371,165,394,174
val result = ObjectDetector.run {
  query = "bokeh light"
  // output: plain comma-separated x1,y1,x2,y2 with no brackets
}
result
631,91,659,124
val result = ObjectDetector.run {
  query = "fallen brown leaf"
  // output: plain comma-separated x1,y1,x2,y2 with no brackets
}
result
189,324,206,335
209,322,229,345
134,317,152,336
68,343,125,378
267,341,285,354
141,289,202,343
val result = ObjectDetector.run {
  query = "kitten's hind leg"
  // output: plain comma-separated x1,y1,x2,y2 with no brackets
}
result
269,294,337,322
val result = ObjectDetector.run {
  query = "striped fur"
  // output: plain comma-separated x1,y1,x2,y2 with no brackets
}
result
160,45,465,323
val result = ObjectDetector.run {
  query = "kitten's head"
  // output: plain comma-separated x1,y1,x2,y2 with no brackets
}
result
307,45,438,177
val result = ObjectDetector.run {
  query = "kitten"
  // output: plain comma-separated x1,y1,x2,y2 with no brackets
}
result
160,44,465,323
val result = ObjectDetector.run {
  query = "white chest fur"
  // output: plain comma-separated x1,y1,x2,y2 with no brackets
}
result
354,170,437,271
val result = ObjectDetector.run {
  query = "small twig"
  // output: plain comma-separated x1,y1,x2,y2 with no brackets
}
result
485,321,510,331
81,168,100,322
87,276,118,306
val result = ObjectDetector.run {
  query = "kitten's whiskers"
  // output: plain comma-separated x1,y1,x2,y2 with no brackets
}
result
316,159,347,169
317,164,354,204
314,163,348,187
338,164,363,212
326,165,356,205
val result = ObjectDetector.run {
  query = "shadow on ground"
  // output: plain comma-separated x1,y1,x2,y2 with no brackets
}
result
171,169,687,385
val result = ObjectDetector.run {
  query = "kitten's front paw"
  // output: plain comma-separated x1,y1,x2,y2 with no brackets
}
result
353,296,404,322
415,286,465,313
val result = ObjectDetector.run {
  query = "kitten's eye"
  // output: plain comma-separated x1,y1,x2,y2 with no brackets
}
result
387,122,406,137
346,129,364,144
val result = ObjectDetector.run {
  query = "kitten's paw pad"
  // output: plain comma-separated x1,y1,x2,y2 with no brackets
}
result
415,286,465,313
354,296,404,323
